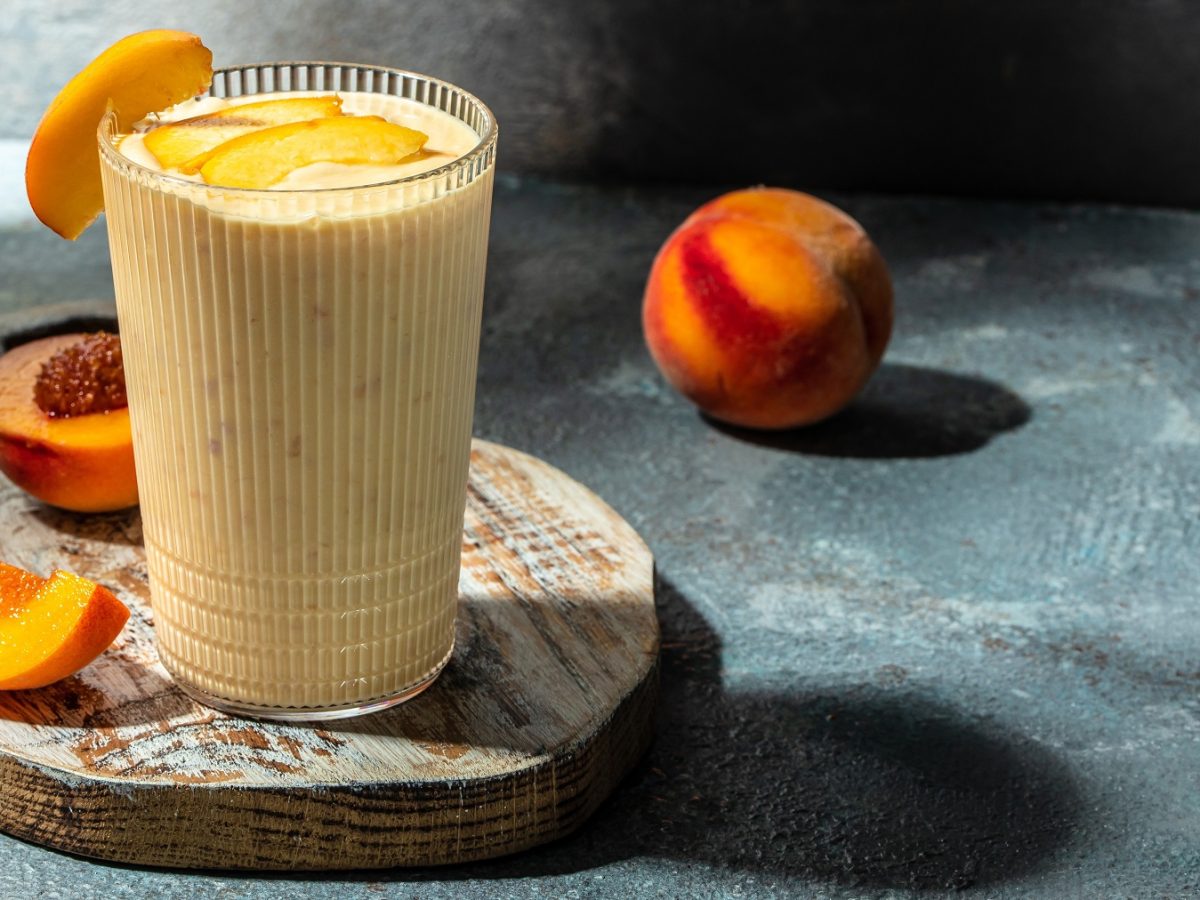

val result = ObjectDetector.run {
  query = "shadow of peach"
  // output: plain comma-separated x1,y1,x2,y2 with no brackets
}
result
709,363,1031,459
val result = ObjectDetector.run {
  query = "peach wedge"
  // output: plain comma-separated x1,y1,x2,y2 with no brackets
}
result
0,564,130,691
26,30,213,239
200,115,428,189
143,95,345,173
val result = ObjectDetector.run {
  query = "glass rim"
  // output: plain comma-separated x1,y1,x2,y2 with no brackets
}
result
97,61,497,196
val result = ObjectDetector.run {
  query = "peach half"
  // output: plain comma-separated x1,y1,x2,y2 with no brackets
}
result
642,187,894,429
0,563,130,691
26,29,212,239
0,334,137,513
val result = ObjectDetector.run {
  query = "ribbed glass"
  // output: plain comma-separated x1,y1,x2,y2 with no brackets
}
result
97,64,497,718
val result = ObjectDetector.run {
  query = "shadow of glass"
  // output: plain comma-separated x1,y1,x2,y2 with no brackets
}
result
712,363,1031,459
362,578,1079,891
324,585,656,760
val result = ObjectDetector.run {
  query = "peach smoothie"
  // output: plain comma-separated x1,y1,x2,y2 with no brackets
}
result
97,68,496,718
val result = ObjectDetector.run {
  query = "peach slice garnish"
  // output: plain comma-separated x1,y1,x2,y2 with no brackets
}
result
143,95,345,174
0,563,129,691
199,115,428,189
26,30,213,240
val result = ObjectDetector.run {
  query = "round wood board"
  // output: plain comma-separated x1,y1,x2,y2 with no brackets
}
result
0,307,658,871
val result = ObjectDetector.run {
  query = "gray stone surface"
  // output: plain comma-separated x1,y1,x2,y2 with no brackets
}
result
0,168,1198,898
7,0,1200,205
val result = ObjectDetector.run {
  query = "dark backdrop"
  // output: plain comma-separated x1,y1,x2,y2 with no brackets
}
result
566,0,1198,207
12,0,1200,206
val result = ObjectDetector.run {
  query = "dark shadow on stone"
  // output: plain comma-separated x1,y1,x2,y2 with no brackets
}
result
710,363,1031,459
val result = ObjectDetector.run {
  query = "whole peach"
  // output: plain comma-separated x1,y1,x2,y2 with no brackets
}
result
642,188,893,429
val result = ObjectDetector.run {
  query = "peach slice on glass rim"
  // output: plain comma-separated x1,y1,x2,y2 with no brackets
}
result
199,115,428,189
0,564,130,691
25,29,212,239
143,95,345,173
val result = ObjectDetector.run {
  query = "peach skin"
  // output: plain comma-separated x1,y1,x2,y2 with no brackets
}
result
642,187,893,429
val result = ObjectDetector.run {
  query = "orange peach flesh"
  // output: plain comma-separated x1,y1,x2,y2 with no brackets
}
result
143,94,345,173
198,115,428,189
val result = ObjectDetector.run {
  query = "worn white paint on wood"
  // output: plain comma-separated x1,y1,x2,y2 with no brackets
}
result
0,439,658,870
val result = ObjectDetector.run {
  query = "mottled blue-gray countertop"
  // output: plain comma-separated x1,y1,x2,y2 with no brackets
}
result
1,150,1197,898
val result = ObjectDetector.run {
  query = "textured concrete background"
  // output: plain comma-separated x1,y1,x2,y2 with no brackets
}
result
0,160,1198,895
6,0,1200,205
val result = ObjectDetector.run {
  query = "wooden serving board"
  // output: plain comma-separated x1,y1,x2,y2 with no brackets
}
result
0,308,658,871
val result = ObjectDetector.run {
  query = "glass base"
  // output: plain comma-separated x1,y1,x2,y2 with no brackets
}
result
165,642,453,722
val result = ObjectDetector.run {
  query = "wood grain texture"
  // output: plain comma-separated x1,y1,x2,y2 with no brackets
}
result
0,439,658,870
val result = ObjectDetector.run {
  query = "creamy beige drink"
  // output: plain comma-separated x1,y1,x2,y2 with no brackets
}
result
98,66,496,718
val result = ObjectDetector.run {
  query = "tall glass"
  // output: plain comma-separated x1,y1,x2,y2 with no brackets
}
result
97,64,497,719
